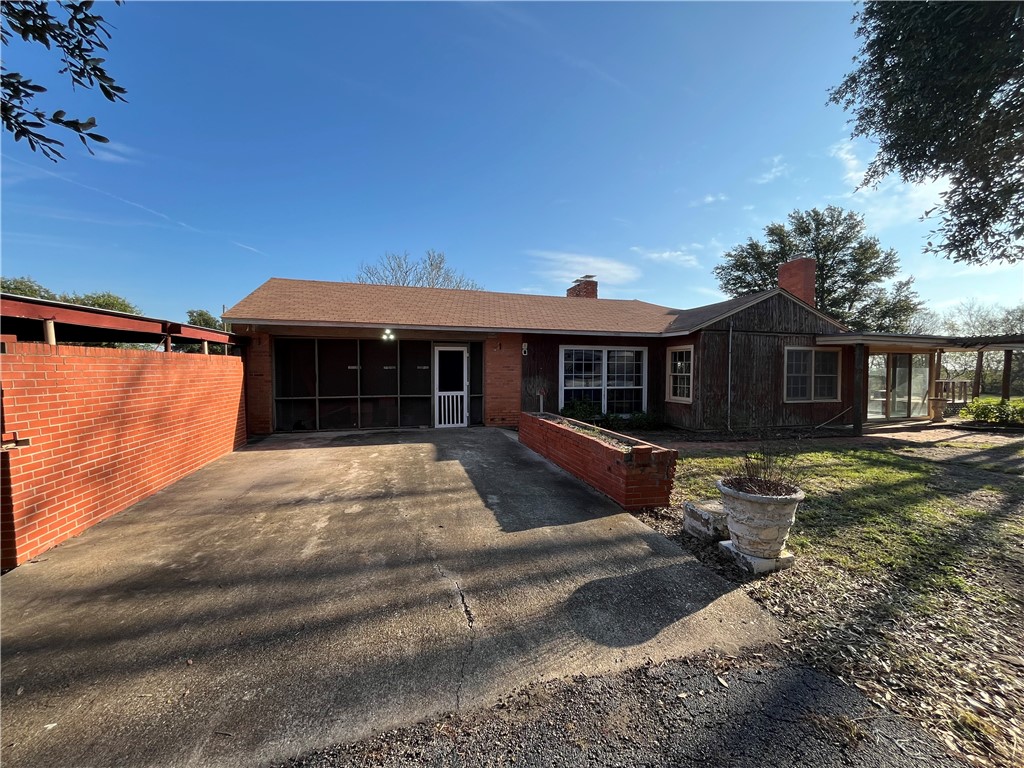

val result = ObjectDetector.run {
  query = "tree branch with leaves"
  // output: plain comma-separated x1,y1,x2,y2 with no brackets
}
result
829,2,1024,264
2,0,127,161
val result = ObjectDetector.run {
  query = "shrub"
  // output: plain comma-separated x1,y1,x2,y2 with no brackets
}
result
961,398,1024,425
560,399,600,423
625,410,661,430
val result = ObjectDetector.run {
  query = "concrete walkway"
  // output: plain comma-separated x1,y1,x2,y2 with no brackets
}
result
1,428,773,768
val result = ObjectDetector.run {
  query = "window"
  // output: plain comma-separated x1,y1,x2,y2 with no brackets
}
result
560,346,646,415
666,346,694,403
785,347,841,402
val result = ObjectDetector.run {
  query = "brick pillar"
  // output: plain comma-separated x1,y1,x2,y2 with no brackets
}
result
484,333,523,427
245,332,273,435
566,279,598,298
778,258,816,307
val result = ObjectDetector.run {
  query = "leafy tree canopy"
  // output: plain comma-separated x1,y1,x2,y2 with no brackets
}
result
356,250,482,290
829,2,1024,264
2,0,127,161
713,206,922,333
62,290,140,314
0,274,57,300
2,275,140,314
186,308,224,330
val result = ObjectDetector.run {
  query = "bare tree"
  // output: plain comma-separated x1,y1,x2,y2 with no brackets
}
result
356,250,481,290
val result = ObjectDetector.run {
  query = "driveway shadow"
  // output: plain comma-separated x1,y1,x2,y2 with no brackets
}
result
566,562,733,647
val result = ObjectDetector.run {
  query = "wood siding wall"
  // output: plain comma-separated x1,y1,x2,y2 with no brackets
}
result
703,293,846,335
672,296,850,430
696,330,853,430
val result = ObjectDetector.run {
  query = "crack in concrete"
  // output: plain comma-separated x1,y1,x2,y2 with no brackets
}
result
434,562,476,710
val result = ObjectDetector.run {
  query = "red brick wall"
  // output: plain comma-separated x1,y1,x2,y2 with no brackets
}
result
0,342,246,569
484,332,523,427
778,258,816,307
566,280,598,299
244,332,273,434
519,413,677,510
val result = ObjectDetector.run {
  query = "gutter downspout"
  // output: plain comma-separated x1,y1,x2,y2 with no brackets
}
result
727,320,733,432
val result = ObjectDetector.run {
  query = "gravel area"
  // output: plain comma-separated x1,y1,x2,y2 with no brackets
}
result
273,649,962,768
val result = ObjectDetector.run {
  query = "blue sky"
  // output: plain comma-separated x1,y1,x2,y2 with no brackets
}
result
3,1,1021,322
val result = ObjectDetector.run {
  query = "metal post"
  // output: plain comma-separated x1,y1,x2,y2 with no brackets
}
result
202,340,209,355
853,344,864,437
43,319,56,346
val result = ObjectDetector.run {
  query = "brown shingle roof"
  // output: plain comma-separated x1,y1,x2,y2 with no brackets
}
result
223,278,792,335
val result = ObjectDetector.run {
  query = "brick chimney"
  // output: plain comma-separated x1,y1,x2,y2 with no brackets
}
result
778,258,816,307
567,275,598,299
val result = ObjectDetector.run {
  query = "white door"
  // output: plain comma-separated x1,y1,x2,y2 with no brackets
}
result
435,346,468,428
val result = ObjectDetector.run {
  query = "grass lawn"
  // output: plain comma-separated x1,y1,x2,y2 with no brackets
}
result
641,439,1024,768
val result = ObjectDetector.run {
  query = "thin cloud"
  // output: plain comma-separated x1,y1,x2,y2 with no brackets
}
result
629,246,700,269
690,193,728,207
14,204,171,229
473,3,626,91
88,141,143,165
828,140,949,231
231,240,269,256
753,155,788,184
2,154,271,257
693,286,728,301
527,249,641,286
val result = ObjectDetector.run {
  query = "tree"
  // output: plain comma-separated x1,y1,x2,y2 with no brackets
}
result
2,0,127,161
829,2,1024,265
186,309,224,330
1,275,57,299
60,290,140,314
178,308,226,354
940,299,1024,396
1,275,140,313
356,250,482,290
713,206,922,332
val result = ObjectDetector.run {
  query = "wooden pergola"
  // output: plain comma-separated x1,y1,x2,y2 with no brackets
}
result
817,332,1023,436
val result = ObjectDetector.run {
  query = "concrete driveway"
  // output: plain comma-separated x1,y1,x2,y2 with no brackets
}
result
1,428,773,768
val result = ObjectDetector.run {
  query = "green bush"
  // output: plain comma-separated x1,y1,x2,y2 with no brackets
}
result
560,399,600,423
625,410,660,430
961,398,1024,425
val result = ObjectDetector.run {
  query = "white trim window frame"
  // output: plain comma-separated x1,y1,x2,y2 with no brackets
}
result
559,345,647,415
665,345,695,404
784,346,841,403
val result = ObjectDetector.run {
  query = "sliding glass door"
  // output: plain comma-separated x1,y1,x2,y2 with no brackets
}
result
867,353,931,420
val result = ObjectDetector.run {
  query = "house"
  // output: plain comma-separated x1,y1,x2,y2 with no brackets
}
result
225,259,1022,436
221,260,866,434
0,274,1017,567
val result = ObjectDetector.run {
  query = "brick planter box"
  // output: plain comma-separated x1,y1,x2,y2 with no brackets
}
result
518,412,677,510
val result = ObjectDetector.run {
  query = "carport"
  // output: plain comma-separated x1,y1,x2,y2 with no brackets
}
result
0,428,772,768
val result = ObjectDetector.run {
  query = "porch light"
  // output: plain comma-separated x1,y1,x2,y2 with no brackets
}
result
382,328,396,341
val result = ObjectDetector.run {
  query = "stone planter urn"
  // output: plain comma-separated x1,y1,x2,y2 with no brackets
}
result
716,478,804,563
928,397,948,423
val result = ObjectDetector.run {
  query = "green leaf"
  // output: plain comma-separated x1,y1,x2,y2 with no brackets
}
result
85,132,108,143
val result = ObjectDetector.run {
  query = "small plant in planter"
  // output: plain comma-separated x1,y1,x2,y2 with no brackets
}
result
716,442,805,563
